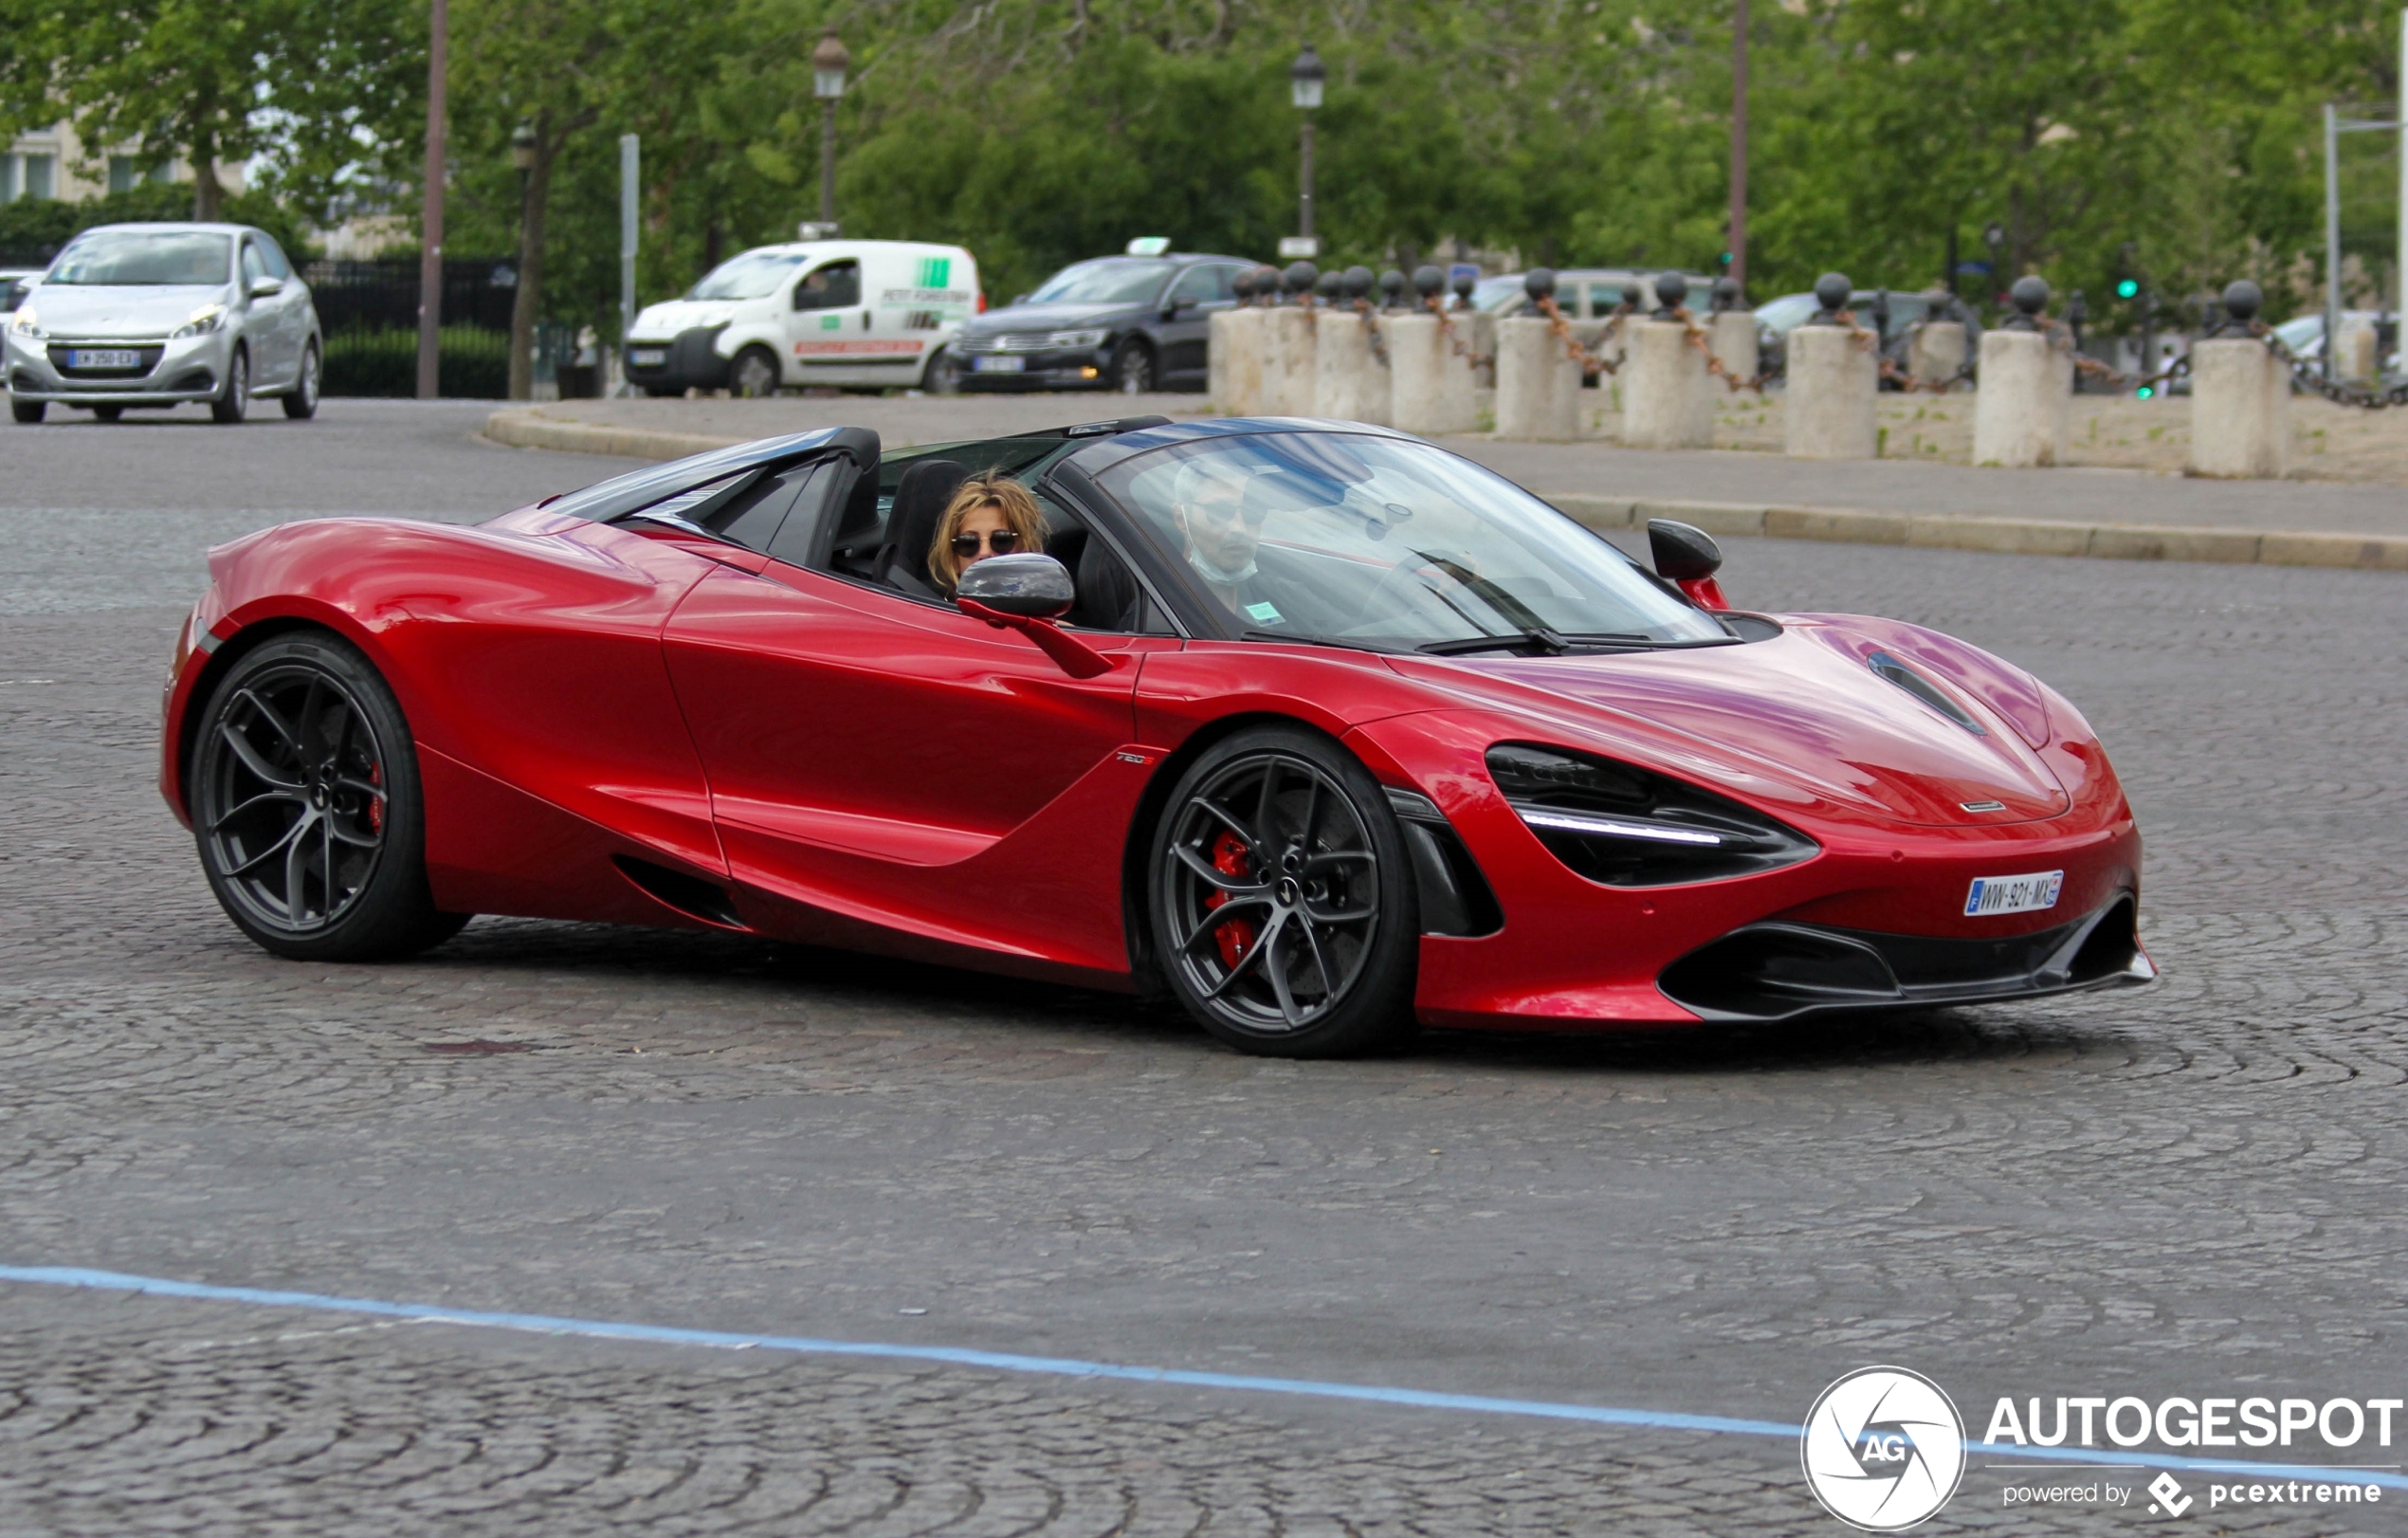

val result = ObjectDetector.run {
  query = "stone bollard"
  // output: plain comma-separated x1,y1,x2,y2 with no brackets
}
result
1387,312,1474,436
1972,277,2071,467
1494,317,1580,440
1784,272,1878,459
1910,320,1967,388
1622,276,1712,449
1706,276,1758,391
2338,320,2379,384
1312,310,1392,425
1209,305,1265,414
2188,283,2289,478
1253,262,1320,415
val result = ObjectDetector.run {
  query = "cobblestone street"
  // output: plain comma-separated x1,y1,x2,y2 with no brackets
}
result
2,401,2403,1534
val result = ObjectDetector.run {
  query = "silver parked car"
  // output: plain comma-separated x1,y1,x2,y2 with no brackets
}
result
5,222,321,425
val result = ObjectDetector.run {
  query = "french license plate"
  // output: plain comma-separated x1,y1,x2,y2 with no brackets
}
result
1964,870,2065,917
67,348,140,370
973,355,1025,373
629,348,667,367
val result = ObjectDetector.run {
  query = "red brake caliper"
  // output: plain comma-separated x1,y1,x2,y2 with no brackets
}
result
1204,830,1256,968
366,760,383,833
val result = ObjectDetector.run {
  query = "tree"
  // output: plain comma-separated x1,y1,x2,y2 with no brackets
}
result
0,0,417,223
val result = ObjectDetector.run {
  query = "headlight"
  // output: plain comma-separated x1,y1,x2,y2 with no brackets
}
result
172,304,226,339
1047,328,1109,349
1486,742,1818,887
8,308,40,339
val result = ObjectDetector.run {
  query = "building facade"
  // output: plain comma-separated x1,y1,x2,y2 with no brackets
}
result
3,120,244,205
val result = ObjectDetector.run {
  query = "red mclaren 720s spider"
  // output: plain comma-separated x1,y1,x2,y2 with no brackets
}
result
159,414,2152,1056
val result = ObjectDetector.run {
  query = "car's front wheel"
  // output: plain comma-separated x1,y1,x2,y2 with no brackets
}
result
923,345,962,395
10,399,44,425
1150,727,1419,1057
283,341,320,418
210,348,249,424
1110,339,1155,394
91,405,123,423
730,345,780,398
192,631,465,961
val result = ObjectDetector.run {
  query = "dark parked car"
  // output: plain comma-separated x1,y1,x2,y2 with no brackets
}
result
953,249,1253,394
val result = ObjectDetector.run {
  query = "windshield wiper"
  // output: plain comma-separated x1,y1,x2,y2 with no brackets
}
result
1241,629,1402,654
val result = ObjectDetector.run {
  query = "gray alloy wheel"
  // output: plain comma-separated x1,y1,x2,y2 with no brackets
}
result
192,632,466,961
283,342,320,418
731,346,781,398
1151,727,1419,1057
1110,339,1155,394
210,347,249,424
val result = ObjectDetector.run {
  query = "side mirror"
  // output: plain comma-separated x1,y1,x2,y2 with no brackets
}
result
247,275,284,299
955,552,1074,618
1647,519,1730,610
954,554,1117,679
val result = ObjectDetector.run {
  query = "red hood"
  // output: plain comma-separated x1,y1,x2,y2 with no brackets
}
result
1384,620,2071,828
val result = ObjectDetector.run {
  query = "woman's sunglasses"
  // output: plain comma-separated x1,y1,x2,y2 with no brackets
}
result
951,529,1024,558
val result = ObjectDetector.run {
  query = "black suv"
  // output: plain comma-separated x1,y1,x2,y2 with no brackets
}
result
952,252,1251,394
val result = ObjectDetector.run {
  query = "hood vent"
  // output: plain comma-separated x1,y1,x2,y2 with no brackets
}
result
1868,651,1986,735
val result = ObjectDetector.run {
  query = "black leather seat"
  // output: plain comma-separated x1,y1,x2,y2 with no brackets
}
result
1072,534,1141,631
874,458,968,597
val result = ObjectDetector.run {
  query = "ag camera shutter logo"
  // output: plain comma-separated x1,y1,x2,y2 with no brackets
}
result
1802,1366,1967,1530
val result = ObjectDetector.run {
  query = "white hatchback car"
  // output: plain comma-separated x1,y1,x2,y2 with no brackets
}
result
625,239,981,397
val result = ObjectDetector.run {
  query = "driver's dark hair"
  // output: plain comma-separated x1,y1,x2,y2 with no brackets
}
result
928,473,1048,594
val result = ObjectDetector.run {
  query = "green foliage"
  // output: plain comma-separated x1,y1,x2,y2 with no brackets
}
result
0,185,318,265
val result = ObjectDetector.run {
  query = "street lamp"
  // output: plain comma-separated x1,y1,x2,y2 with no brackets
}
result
1288,45,1324,254
812,25,849,230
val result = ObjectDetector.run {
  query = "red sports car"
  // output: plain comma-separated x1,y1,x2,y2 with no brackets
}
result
160,415,2151,1056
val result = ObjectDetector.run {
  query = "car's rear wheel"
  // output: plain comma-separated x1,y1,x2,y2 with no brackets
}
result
192,632,465,961
210,347,248,424
283,341,320,418
1151,727,1419,1057
91,405,123,423
730,345,780,398
923,345,961,394
11,399,44,425
1110,339,1155,394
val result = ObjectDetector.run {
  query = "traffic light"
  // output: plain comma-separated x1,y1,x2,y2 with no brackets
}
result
2116,278,2140,301
1719,250,1734,267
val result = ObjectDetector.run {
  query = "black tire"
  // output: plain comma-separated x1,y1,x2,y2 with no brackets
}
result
1109,339,1155,394
210,347,249,424
283,341,320,418
192,631,464,961
730,345,780,398
923,346,961,395
1149,726,1419,1057
10,399,43,424
644,385,682,398
91,405,123,422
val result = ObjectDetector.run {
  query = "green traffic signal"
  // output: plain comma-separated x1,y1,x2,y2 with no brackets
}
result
2116,279,2140,300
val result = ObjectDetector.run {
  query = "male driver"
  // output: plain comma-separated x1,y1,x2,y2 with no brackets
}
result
1168,457,1308,627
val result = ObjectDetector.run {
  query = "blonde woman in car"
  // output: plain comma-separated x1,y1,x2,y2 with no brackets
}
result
928,473,1049,595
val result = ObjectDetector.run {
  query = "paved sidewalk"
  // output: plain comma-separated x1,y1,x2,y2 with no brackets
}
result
484,397,2408,569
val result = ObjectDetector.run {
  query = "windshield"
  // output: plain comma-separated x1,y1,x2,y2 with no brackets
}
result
49,230,232,286
686,249,807,301
1030,259,1173,305
1104,433,1730,650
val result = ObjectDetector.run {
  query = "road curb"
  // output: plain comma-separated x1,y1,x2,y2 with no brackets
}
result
1550,494,2408,574
485,410,2408,574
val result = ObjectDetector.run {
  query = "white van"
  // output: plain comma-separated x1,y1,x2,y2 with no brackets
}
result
623,239,981,396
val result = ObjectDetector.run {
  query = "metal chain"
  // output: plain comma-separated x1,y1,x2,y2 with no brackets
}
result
1426,299,1493,370
1536,296,1623,375
1677,310,1777,393
2253,320,2408,408
1352,300,1391,369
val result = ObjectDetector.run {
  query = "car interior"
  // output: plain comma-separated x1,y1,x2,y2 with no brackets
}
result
610,419,1176,633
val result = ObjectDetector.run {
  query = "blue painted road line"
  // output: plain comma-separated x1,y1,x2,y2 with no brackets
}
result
4,1263,2404,1493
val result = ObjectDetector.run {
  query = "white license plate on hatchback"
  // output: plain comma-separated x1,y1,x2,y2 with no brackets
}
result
973,355,1025,373
67,348,140,370
1964,870,2065,917
629,348,667,367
